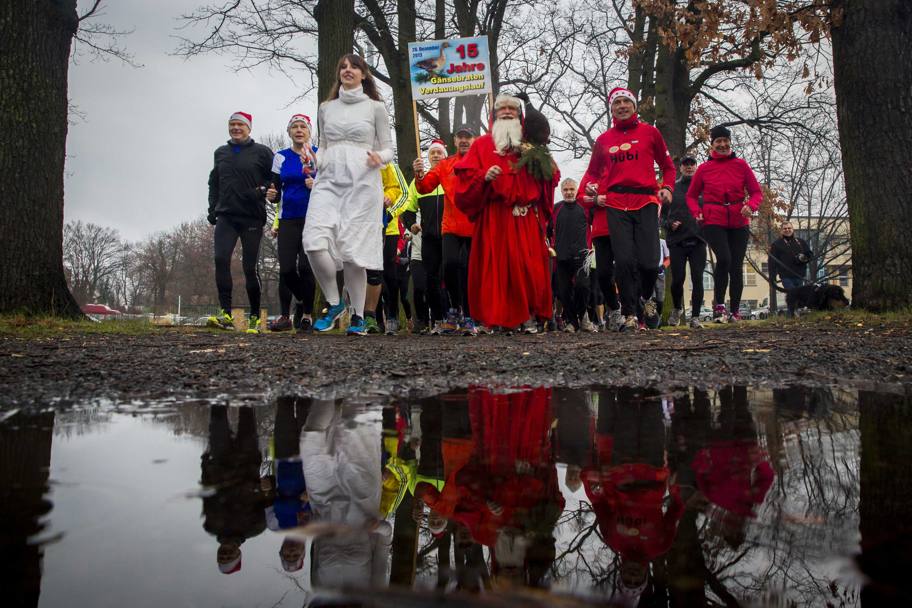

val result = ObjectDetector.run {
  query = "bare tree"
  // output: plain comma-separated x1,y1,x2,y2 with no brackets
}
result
62,220,124,305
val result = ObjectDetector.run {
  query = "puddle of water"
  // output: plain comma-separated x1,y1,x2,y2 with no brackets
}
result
2,386,910,607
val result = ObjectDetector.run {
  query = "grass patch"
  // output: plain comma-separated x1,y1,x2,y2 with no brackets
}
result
0,315,167,338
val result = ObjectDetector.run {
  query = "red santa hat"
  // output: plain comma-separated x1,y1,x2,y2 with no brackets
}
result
287,113,312,130
218,555,242,575
608,87,638,109
427,138,448,157
229,111,253,129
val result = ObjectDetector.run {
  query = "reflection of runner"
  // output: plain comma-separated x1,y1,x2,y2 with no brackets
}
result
301,400,391,589
200,405,268,575
261,397,311,572
582,388,684,598
693,386,774,548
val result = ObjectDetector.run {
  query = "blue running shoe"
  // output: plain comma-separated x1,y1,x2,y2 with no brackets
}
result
313,302,346,332
346,315,368,336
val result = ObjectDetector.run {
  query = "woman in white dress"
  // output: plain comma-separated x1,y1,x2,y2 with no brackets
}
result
305,54,394,335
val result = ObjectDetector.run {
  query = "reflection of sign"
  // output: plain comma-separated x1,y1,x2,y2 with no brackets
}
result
407,36,492,101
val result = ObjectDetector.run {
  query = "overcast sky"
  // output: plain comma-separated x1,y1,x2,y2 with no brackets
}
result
66,0,586,243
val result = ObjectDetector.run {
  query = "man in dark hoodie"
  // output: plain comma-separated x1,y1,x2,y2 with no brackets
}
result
206,111,275,333
663,156,706,328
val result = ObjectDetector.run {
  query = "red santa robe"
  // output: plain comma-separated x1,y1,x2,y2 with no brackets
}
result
454,134,560,328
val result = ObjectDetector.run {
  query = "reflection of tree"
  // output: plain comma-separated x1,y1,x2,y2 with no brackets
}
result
1,411,55,608
858,390,912,604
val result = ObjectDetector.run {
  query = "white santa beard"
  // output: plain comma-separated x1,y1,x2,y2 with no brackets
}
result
492,117,522,153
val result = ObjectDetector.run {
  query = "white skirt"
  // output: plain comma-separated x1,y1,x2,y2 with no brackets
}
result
302,144,384,270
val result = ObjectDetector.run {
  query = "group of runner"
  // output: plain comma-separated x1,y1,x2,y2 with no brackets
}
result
206,54,764,335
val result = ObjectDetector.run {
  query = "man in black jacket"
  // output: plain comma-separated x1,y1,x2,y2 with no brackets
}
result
769,221,813,290
662,156,707,328
206,112,275,333
552,178,593,332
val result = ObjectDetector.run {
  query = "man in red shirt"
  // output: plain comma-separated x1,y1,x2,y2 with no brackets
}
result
579,87,675,331
413,126,478,334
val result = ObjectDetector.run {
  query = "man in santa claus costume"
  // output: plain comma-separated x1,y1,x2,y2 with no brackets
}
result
453,94,561,330
578,87,675,331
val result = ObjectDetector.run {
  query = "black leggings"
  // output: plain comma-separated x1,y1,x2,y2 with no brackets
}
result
592,236,620,311
442,233,471,317
382,234,411,320
668,239,707,316
410,259,428,324
214,216,263,314
702,226,749,310
605,206,660,317
277,218,315,316
421,234,445,322
555,257,591,330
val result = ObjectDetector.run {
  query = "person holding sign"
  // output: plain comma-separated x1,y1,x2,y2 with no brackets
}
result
412,126,478,335
453,94,560,330
302,54,394,335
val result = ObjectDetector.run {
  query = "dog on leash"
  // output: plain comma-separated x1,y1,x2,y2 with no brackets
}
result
780,283,850,317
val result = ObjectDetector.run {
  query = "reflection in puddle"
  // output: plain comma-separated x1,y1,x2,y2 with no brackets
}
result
2,386,910,606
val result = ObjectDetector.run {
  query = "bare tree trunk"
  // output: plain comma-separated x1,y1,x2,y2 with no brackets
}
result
315,0,354,102
831,0,912,311
395,0,418,179
0,0,82,316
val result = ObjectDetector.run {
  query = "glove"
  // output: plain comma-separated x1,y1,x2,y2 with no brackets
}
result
207,213,217,226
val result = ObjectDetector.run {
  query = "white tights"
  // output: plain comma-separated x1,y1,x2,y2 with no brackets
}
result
306,249,367,318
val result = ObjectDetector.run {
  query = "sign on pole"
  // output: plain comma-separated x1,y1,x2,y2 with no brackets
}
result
407,36,493,101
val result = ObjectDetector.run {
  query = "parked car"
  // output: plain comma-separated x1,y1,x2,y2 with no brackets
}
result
699,306,714,322
750,306,770,320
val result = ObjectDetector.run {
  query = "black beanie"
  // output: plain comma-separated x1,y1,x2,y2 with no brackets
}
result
710,125,731,141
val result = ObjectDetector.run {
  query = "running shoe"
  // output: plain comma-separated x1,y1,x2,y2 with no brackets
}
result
667,308,683,327
728,311,742,323
580,316,599,333
246,315,262,334
438,310,460,334
268,315,293,332
643,298,658,319
637,319,647,332
476,324,494,335
608,308,624,332
689,316,704,329
292,302,305,330
621,315,639,332
346,315,368,336
385,318,400,335
522,318,539,334
411,319,427,335
206,309,234,330
712,304,728,323
365,315,382,334
297,317,313,334
461,317,478,336
313,302,346,332
563,324,576,333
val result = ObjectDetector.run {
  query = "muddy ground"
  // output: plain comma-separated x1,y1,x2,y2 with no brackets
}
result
2,319,911,408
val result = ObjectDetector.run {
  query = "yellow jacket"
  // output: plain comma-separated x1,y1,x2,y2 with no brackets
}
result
381,162,409,236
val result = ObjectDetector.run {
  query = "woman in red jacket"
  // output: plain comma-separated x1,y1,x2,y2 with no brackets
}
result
686,126,762,322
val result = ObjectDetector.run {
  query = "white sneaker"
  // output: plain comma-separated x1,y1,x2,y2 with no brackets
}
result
563,324,576,333
668,308,683,327
621,315,639,332
385,318,399,335
580,316,598,333
689,316,704,329
522,318,539,334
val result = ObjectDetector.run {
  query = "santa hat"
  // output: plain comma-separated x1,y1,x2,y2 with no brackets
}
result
427,138,448,157
218,555,242,575
494,93,522,111
287,113,312,130
229,111,253,129
608,87,637,109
